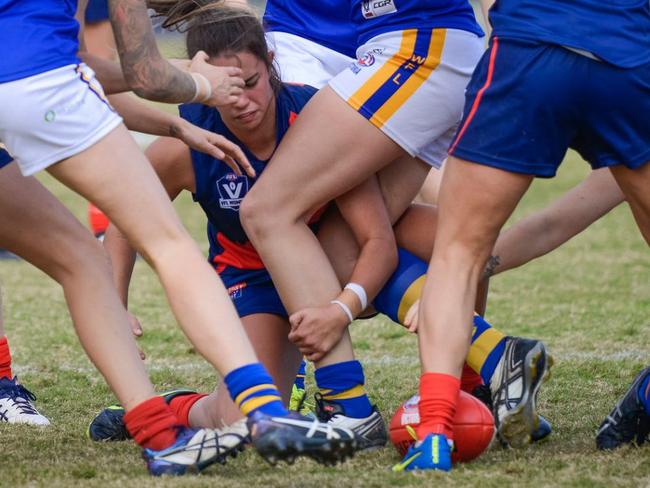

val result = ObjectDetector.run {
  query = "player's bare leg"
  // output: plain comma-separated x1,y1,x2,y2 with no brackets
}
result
0,162,154,410
189,314,302,428
47,125,258,373
609,161,650,245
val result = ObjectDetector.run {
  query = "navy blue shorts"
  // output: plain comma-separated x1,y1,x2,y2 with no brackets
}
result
226,279,288,319
85,0,109,23
449,38,650,177
0,148,12,169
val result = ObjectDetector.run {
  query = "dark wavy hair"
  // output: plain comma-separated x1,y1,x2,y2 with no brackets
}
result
147,0,282,93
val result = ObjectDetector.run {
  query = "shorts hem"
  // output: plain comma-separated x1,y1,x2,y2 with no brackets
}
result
18,114,122,176
449,147,558,178
238,307,288,319
590,148,650,171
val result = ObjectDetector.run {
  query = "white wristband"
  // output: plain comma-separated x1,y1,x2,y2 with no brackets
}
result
330,300,354,324
189,72,212,103
344,282,368,310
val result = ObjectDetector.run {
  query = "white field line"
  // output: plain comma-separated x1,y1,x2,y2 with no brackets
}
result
12,349,650,376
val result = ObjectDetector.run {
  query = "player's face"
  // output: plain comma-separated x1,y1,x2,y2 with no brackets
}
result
211,51,274,132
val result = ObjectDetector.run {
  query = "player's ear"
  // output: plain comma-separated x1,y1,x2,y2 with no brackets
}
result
267,51,275,65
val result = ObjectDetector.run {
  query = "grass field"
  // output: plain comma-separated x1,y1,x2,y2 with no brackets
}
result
1,151,649,487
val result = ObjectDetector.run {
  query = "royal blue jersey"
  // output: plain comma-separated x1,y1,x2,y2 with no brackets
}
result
489,0,650,68
0,0,80,83
263,0,358,58
0,148,12,169
353,0,483,47
179,83,318,288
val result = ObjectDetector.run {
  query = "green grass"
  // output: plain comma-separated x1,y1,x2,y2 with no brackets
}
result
1,151,649,487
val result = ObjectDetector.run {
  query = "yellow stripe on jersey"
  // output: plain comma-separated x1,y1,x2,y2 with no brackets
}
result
347,29,418,111
321,384,367,401
239,395,283,416
466,326,506,374
370,29,447,128
397,275,426,324
234,383,277,406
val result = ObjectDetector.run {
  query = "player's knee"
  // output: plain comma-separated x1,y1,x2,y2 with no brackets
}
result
239,192,274,241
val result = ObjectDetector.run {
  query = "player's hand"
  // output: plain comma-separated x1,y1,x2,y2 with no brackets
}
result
173,119,255,177
403,299,419,334
288,304,349,362
190,51,245,107
127,312,146,360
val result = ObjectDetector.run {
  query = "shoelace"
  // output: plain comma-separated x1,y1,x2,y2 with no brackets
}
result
0,383,39,415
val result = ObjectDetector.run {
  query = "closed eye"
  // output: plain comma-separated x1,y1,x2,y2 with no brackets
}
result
245,74,260,88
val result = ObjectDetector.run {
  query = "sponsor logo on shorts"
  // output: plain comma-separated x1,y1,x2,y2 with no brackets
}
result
362,0,397,19
351,48,385,73
228,282,247,300
217,173,249,211
44,110,56,123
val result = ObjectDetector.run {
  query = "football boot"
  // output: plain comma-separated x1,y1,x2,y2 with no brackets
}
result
489,337,553,447
314,392,387,450
0,376,50,426
144,422,247,476
596,367,650,450
392,427,453,472
248,410,357,466
87,388,196,442
471,383,552,443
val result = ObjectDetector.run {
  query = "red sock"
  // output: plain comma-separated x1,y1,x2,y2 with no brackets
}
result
0,336,12,379
417,372,460,440
460,363,483,393
123,396,181,450
169,393,208,427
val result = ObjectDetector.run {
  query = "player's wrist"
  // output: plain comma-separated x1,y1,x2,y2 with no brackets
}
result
188,72,212,104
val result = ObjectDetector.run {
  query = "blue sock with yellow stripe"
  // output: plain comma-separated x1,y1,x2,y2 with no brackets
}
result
374,248,426,325
467,314,506,385
315,360,372,419
224,363,287,418
374,248,507,385
294,360,307,390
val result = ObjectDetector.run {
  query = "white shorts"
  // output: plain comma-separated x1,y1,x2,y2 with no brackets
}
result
0,63,122,176
266,32,355,89
329,29,483,168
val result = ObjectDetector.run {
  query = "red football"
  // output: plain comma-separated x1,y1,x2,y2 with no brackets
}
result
389,390,495,463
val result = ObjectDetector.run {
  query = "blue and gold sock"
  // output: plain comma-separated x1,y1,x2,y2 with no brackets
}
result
294,360,307,390
638,374,650,415
224,363,287,417
315,360,372,419
374,248,426,325
374,248,507,386
466,314,506,385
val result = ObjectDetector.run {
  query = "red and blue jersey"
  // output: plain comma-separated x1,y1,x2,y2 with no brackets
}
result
352,0,483,47
178,83,318,289
263,0,357,58
0,0,80,82
489,0,650,68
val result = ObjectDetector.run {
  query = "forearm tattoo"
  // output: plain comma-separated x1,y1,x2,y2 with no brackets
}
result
482,255,501,280
109,0,194,102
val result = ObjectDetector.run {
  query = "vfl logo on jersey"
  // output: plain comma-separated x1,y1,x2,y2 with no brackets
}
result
362,0,397,19
217,174,249,211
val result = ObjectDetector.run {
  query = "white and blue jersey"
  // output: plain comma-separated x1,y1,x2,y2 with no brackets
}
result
489,0,650,68
179,83,320,317
352,0,483,47
263,0,357,58
0,0,80,83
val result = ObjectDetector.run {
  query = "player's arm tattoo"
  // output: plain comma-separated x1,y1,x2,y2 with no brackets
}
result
108,0,194,103
481,255,501,280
